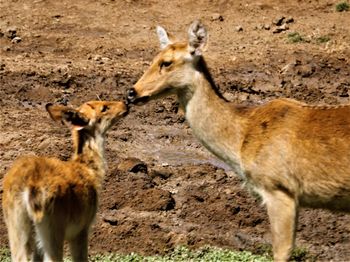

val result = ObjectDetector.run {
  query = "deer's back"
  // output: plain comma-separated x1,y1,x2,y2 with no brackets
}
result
241,99,350,209
3,155,98,224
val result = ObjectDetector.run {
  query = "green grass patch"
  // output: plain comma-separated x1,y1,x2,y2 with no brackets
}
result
315,35,331,44
0,248,11,262
87,246,272,262
335,1,349,12
0,246,271,262
287,32,305,43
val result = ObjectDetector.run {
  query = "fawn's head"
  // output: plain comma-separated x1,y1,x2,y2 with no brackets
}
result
127,20,208,104
46,101,128,135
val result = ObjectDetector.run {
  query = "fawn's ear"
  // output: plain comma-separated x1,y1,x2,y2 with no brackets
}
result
188,20,208,56
45,103,89,130
156,26,173,49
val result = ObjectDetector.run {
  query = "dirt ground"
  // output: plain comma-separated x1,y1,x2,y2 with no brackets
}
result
1,0,350,261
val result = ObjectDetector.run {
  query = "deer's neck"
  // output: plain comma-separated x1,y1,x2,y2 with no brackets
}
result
71,130,106,182
179,60,247,177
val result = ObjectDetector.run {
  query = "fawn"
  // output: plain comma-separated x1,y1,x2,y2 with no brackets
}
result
126,20,350,261
2,101,127,261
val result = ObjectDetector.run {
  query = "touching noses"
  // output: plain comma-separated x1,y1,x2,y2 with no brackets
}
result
126,88,137,104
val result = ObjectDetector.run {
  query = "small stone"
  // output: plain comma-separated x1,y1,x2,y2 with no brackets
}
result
211,13,224,21
11,36,22,43
280,24,289,30
150,169,172,180
117,157,148,173
93,55,102,61
6,27,17,39
298,64,315,78
285,17,294,24
102,212,119,226
38,139,50,150
272,24,289,34
235,25,243,32
3,46,11,52
263,24,271,30
273,16,285,26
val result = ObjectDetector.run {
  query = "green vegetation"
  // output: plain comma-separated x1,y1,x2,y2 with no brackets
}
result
0,248,11,262
315,35,331,44
287,32,331,45
0,246,271,262
287,32,304,43
290,246,314,262
335,1,349,12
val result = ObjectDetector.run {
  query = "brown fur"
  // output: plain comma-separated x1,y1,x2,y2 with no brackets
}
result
2,101,127,262
128,20,350,261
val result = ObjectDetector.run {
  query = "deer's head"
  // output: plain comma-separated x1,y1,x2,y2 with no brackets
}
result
46,101,128,135
127,20,208,104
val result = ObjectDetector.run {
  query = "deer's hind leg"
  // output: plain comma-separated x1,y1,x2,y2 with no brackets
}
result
35,216,64,262
4,204,33,262
262,189,298,262
68,228,89,262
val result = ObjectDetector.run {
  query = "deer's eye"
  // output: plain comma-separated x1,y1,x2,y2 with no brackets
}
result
101,105,109,112
160,61,173,68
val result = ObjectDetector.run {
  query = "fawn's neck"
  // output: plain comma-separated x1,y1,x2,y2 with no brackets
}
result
179,58,248,177
71,130,107,181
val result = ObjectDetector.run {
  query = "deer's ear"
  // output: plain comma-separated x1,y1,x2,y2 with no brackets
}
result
45,103,89,130
156,26,172,49
188,20,208,56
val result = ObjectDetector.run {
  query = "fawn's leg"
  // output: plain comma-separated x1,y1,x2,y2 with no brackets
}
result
32,245,43,261
4,206,32,262
35,219,64,262
68,228,89,262
263,190,298,262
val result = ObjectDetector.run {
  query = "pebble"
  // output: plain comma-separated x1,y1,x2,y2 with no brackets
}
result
263,24,271,30
211,13,224,21
11,36,22,43
285,17,294,24
273,16,285,26
6,27,17,39
235,25,243,32
272,24,289,34
117,157,148,173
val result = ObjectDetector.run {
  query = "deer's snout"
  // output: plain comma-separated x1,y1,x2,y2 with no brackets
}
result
126,88,137,104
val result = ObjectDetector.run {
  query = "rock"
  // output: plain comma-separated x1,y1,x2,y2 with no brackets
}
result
118,157,148,173
279,24,289,30
211,13,224,21
273,16,285,26
263,24,271,30
272,24,289,34
102,210,120,226
235,25,243,32
38,139,50,150
150,169,172,180
285,17,294,24
298,64,315,77
6,27,17,39
11,36,21,43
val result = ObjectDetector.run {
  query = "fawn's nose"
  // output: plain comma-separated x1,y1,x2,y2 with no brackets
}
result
126,88,137,104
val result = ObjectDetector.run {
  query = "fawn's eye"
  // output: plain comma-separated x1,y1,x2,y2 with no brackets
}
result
101,105,109,112
160,61,173,68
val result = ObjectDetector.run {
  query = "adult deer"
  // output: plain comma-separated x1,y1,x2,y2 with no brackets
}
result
126,20,350,261
2,101,127,262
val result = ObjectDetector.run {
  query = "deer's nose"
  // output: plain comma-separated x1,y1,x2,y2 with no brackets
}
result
126,88,137,104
